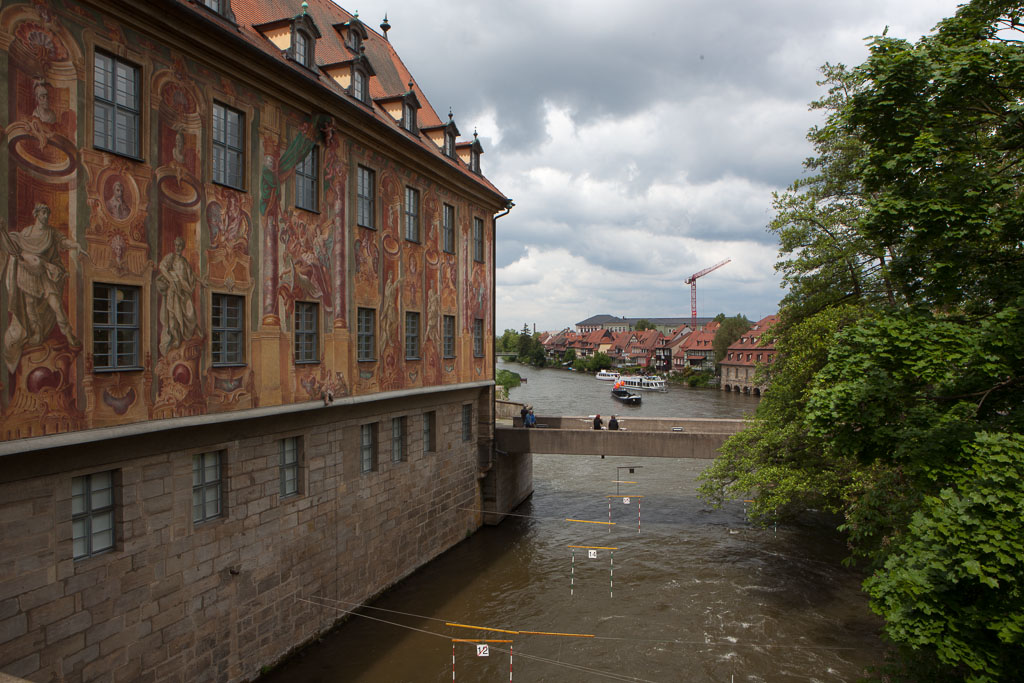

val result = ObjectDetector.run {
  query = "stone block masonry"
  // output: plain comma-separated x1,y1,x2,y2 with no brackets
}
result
0,387,492,682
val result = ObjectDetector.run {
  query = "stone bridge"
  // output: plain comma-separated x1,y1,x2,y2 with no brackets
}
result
481,415,747,524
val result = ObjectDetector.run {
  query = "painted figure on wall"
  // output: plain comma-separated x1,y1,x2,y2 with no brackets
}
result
105,180,131,220
156,237,199,355
32,78,56,124
0,203,86,373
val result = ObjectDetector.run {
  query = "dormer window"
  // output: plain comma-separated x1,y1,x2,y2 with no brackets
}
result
402,102,416,132
202,0,223,12
470,148,480,173
294,30,312,67
444,129,455,158
347,28,362,52
353,68,367,102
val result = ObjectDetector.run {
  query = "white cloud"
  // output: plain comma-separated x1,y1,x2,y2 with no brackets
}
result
347,0,966,333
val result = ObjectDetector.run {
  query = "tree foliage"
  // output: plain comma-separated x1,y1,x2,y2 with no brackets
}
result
711,314,751,364
514,325,547,367
496,328,519,353
699,3,1024,678
634,319,656,331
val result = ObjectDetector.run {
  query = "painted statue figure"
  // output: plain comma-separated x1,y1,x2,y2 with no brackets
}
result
156,237,199,355
0,203,86,373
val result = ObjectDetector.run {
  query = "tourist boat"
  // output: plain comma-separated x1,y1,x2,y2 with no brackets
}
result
622,375,667,392
595,370,621,381
611,383,642,405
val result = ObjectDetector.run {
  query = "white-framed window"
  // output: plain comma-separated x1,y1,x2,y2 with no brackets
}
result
352,68,367,103
213,102,244,189
391,416,407,463
405,311,420,359
93,283,140,371
357,307,376,361
444,130,455,158
93,51,140,158
402,101,416,132
357,165,375,227
280,437,300,498
293,29,312,68
211,293,244,365
296,146,318,212
192,451,223,524
442,203,455,253
72,471,115,559
294,302,319,363
404,186,420,242
443,315,455,358
360,423,377,473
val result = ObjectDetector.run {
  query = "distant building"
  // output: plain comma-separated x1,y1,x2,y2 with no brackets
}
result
672,321,720,373
719,316,779,395
575,314,714,335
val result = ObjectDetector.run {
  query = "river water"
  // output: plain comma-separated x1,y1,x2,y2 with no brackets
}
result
263,363,886,682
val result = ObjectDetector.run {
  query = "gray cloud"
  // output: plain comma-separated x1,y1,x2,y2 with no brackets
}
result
354,0,964,333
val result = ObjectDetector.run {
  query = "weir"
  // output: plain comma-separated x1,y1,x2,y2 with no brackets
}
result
481,416,746,524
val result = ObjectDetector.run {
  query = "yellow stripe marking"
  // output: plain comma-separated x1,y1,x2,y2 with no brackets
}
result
568,545,618,550
518,630,594,638
565,518,615,525
446,622,519,634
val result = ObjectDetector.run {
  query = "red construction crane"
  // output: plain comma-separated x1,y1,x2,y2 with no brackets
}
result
684,258,731,329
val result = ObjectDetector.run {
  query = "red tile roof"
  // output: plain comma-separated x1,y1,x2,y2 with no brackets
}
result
172,0,504,200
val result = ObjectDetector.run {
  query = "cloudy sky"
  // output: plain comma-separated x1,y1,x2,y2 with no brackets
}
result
345,0,965,334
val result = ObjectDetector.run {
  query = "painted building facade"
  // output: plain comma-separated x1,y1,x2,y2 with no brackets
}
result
0,0,510,680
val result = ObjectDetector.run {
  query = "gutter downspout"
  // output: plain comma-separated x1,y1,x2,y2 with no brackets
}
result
491,198,514,427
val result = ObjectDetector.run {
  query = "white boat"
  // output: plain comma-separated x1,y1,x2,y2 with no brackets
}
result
595,370,621,381
622,375,667,391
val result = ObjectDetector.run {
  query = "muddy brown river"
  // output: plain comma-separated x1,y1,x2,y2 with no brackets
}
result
261,364,885,682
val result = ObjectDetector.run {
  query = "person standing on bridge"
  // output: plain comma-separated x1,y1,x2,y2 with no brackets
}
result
525,409,536,428
608,415,619,430
520,404,528,425
593,414,603,430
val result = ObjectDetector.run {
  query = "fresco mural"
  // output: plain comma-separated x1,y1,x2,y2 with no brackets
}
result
421,191,442,386
152,61,205,419
1,0,85,438
377,171,405,392
0,0,495,442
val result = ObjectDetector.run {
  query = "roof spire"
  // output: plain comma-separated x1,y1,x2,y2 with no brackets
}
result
448,107,453,122
380,13,390,39
301,1,308,13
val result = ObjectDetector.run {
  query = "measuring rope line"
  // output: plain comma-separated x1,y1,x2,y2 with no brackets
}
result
298,597,660,683
302,595,881,652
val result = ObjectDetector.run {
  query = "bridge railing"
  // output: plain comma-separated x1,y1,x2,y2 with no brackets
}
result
495,416,746,459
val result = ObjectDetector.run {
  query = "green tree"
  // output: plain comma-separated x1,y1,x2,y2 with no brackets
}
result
699,3,1024,679
561,348,576,364
711,314,751,364
496,328,519,353
516,324,547,367
634,319,656,331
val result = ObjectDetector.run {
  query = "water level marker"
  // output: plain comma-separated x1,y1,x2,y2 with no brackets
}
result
606,495,644,532
568,545,618,598
451,639,514,681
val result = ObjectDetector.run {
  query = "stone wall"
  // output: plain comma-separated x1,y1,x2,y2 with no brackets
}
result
0,387,490,682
